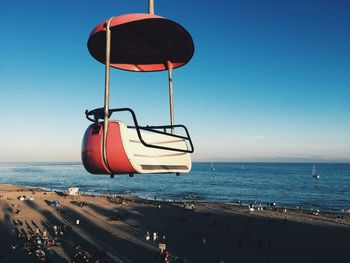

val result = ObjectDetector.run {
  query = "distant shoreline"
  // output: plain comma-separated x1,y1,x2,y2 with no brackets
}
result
2,182,350,217
1,162,350,213
1,161,350,164
1,183,350,229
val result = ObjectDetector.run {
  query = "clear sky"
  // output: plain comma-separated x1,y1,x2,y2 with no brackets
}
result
1,0,349,162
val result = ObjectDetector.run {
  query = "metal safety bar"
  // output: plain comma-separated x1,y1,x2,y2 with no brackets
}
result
85,108,194,153
102,17,115,175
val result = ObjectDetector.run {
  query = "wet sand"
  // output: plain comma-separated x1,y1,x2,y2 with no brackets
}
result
0,183,349,263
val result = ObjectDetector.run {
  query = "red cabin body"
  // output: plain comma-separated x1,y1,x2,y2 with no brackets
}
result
82,122,135,174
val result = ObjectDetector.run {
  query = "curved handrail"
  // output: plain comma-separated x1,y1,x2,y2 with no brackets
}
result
85,108,194,153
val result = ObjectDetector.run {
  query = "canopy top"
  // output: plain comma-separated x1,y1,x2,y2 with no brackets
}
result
87,13,194,72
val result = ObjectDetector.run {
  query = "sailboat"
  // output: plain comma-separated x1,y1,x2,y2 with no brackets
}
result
312,164,320,179
211,162,215,171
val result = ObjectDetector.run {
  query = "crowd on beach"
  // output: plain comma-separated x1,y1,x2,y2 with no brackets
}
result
1,191,111,262
12,218,69,262
1,190,192,263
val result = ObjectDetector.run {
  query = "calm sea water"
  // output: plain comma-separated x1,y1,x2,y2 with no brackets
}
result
0,162,349,211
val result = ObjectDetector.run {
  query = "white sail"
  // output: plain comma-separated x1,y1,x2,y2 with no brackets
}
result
312,164,320,179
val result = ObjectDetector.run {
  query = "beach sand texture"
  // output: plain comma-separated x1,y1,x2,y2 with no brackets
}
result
0,184,349,263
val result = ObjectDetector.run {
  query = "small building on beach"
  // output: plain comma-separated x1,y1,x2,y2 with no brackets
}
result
67,187,79,196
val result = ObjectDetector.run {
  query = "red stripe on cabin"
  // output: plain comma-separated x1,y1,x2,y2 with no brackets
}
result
81,122,135,175
106,122,135,173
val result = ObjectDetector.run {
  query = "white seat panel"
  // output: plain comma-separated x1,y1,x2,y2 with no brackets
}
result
117,121,192,174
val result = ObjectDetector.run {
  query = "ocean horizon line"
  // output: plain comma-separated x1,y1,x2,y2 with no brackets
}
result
1,160,350,164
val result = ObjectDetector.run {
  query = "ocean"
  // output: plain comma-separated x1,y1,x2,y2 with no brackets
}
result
0,162,349,212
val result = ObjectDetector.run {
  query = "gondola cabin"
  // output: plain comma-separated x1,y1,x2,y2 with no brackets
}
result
81,2,195,177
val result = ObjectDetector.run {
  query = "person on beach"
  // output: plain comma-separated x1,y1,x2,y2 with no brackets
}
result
153,232,158,241
164,251,170,263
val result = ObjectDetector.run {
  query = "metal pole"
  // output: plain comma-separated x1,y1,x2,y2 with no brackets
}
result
167,61,174,134
103,17,114,171
149,0,154,14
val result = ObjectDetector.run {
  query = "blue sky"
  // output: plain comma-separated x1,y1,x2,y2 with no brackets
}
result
1,0,349,162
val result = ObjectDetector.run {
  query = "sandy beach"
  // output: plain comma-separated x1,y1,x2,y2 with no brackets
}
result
0,183,349,263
